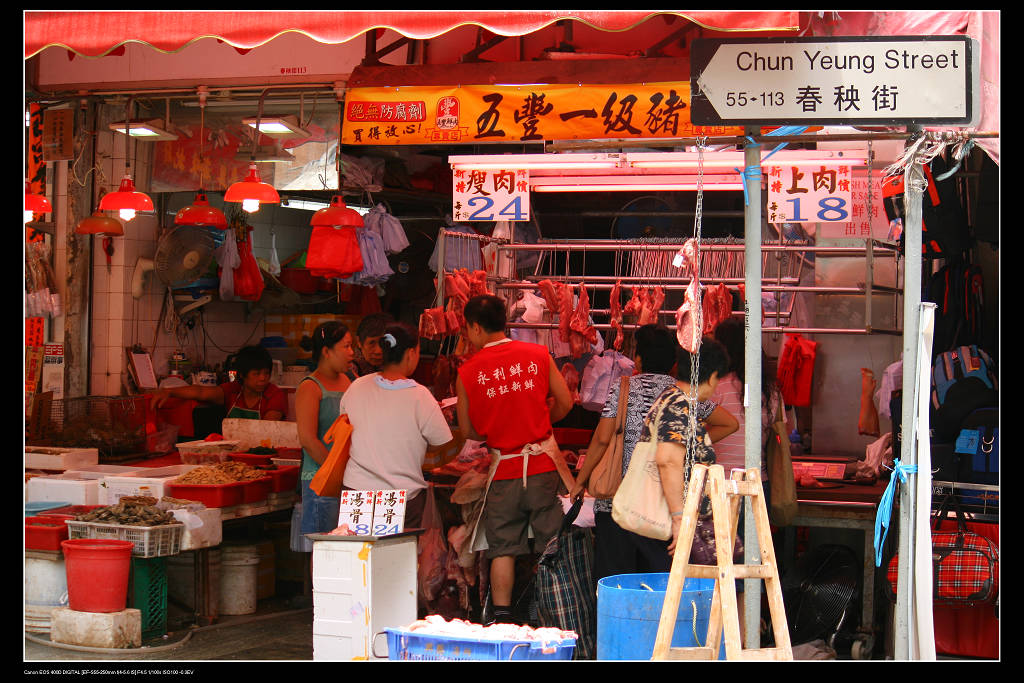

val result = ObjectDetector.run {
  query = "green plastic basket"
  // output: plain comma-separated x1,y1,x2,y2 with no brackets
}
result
129,557,168,640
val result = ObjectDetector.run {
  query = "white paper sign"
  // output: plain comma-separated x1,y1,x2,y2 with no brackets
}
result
452,168,530,222
371,489,407,536
338,489,376,536
766,164,853,225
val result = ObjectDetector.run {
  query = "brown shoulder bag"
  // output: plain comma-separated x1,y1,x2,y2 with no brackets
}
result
586,376,630,499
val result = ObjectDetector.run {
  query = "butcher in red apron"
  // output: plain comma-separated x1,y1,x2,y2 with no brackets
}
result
151,345,288,421
456,295,575,625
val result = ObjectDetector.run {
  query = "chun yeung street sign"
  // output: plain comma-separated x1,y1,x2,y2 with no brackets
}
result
690,36,978,127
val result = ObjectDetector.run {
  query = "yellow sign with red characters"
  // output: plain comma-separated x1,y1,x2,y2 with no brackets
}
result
341,82,744,145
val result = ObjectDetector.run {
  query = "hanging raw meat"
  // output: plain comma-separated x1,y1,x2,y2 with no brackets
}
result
609,280,624,351
702,283,734,334
858,368,881,436
419,306,447,340
675,278,703,352
460,268,490,297
569,283,598,344
638,286,665,326
538,279,560,313
675,238,700,275
537,279,573,342
561,363,581,404
623,286,646,317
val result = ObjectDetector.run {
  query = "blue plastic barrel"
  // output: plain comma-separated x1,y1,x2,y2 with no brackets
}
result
597,573,725,660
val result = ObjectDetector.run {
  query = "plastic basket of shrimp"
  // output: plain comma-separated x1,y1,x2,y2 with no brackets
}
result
376,617,577,661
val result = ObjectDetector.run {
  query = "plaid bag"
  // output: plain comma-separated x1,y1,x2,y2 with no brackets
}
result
886,494,998,605
534,498,596,660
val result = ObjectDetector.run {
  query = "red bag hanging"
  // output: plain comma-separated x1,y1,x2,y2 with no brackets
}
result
232,227,265,302
777,333,817,407
305,226,364,279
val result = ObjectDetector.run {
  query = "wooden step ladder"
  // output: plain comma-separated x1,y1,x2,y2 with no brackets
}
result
652,464,793,661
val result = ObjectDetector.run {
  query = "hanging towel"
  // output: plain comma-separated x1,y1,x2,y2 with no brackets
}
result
268,232,281,276
214,234,240,301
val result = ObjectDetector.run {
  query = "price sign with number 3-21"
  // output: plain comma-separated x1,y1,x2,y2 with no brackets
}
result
453,168,530,222
766,164,853,225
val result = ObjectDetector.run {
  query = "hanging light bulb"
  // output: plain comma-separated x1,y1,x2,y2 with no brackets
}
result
224,163,280,214
225,89,280,214
25,180,52,224
99,173,154,222
98,97,153,222
175,100,228,229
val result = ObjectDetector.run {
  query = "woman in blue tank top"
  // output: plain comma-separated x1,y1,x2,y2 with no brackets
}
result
296,322,355,540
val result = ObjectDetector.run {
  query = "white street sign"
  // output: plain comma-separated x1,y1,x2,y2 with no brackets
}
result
690,36,978,126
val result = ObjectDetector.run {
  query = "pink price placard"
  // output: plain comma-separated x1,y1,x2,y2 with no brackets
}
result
766,164,853,225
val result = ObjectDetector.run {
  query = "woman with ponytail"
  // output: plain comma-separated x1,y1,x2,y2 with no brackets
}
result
339,322,453,528
296,321,355,539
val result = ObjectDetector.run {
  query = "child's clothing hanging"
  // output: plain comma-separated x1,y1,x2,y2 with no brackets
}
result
363,203,410,255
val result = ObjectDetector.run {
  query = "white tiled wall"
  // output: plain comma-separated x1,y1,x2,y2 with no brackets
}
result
87,124,329,394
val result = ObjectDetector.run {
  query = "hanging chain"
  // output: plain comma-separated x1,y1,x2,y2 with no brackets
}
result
683,137,708,495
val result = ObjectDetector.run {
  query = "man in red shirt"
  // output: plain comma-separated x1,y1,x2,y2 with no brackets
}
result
456,295,575,625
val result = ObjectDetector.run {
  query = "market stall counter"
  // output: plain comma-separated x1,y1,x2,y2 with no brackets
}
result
783,470,888,653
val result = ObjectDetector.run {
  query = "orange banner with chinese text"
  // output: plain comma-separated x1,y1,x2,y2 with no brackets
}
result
342,82,744,145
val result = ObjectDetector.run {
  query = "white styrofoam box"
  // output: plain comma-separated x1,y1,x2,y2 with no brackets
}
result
170,507,223,551
222,418,300,449
62,465,142,480
27,475,100,505
271,457,301,468
312,535,418,661
25,447,99,471
99,474,185,505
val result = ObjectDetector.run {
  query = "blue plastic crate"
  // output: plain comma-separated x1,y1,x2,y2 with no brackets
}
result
384,629,576,661
25,501,71,516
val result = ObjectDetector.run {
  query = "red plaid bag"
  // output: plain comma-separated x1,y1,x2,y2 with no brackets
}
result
886,494,998,605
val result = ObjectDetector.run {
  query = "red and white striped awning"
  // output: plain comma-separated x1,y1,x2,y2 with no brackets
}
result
24,11,801,59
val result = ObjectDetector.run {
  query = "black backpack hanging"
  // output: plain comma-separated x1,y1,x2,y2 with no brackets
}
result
882,154,970,259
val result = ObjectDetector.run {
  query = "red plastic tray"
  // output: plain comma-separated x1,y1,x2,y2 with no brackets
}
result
37,504,105,519
240,477,272,504
26,516,70,551
264,465,300,493
164,481,246,508
228,452,276,467
274,447,302,459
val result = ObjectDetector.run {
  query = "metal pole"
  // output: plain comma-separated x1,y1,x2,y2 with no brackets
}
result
742,129,763,650
895,133,924,660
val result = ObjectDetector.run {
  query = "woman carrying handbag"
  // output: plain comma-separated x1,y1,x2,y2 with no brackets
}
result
571,325,738,583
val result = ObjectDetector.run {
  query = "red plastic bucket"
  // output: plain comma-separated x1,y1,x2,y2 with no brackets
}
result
61,539,134,613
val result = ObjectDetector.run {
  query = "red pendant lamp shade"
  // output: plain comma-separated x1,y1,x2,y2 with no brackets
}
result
25,181,52,222
175,191,228,229
99,174,155,219
224,163,280,213
310,195,364,228
75,210,124,236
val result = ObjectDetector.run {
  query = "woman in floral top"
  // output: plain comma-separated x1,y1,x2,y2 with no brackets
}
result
571,325,738,583
647,337,733,558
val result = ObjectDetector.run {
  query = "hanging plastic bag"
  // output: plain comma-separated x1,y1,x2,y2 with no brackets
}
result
417,484,448,607
268,231,282,276
232,227,265,302
214,232,240,301
366,203,409,254
306,225,364,279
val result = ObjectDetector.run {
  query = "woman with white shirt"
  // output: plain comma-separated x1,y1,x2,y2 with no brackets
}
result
340,322,453,528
